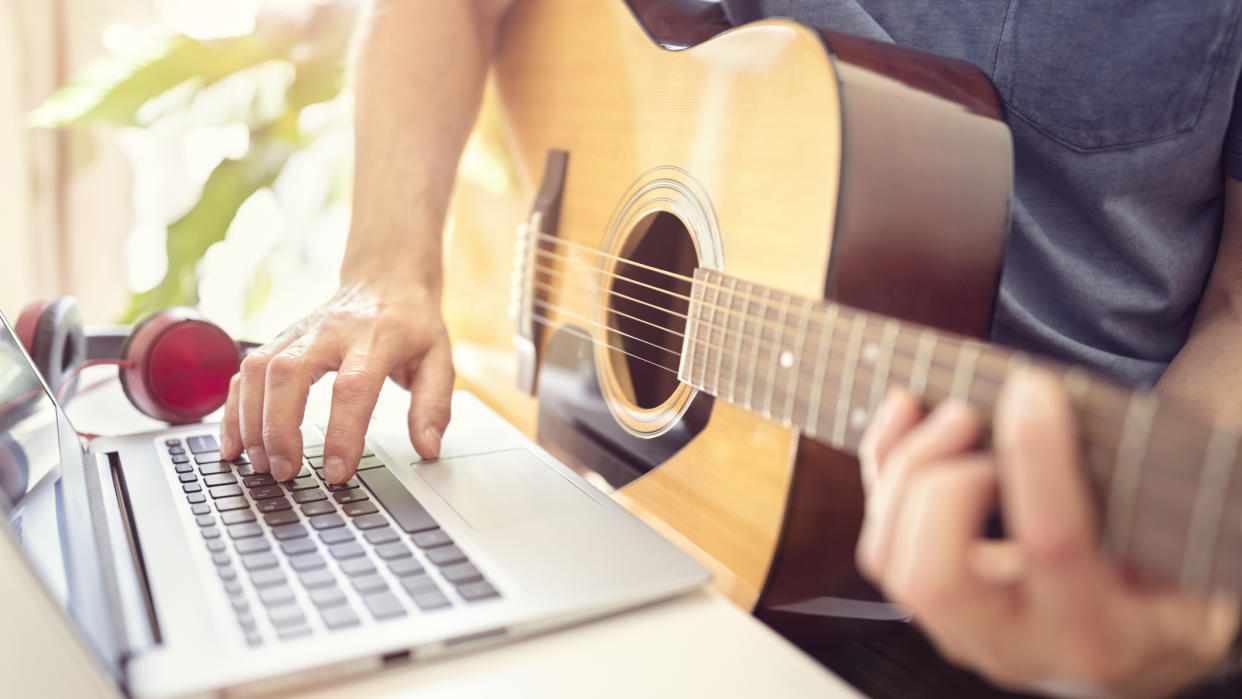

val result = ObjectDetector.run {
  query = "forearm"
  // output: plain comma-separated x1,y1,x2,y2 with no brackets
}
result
343,0,514,290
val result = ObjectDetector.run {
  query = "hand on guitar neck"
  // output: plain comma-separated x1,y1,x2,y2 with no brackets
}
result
856,369,1241,698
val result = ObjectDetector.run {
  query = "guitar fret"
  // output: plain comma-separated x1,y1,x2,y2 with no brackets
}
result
761,292,789,420
833,314,867,447
681,275,705,385
805,306,837,440
784,298,813,428
1103,394,1158,557
709,276,732,395
744,284,765,412
869,320,901,418
910,331,938,397
704,277,723,396
950,343,980,403
1180,425,1239,589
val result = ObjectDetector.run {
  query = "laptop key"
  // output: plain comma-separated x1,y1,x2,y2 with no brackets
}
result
280,538,316,556
215,496,250,512
235,537,271,555
289,553,326,572
356,468,438,533
235,463,256,476
224,580,244,596
195,515,215,527
300,500,335,517
362,592,406,620
206,539,227,553
399,574,439,596
264,597,302,620
218,565,237,581
457,580,500,602
328,542,365,560
203,473,237,487
167,444,186,455
319,528,354,545
426,545,467,567
187,435,219,454
333,489,368,504
356,455,385,471
250,485,283,500
388,558,424,578
174,462,193,474
277,625,312,641
209,484,243,499
211,552,231,567
186,491,206,503
412,590,451,611
271,524,308,541
165,438,182,447
351,574,388,595
178,473,197,484
170,454,190,465
304,444,325,458
251,568,286,588
299,569,336,589
257,496,292,513
342,501,379,517
309,513,345,531
198,462,230,476
183,482,202,493
441,562,483,585
309,588,345,610
193,449,223,464
363,527,399,546
221,509,256,525
352,514,388,530
241,553,279,571
375,542,411,560
412,529,452,549
243,474,276,488
339,557,376,577
227,522,263,540
264,510,299,527
202,526,221,540
284,476,318,491
292,488,327,504
245,631,263,647
320,605,360,630
326,478,360,493
190,503,211,516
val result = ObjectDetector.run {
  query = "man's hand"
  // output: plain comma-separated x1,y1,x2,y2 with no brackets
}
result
857,370,1239,698
218,281,452,483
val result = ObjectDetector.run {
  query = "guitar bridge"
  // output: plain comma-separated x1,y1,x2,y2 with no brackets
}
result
512,149,568,395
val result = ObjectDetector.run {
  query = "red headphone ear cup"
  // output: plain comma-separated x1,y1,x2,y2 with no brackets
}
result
17,297,85,399
119,308,241,424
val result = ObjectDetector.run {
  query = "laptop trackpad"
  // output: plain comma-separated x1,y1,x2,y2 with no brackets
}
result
415,449,598,530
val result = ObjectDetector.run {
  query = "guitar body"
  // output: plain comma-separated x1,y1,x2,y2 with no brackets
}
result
489,0,1012,640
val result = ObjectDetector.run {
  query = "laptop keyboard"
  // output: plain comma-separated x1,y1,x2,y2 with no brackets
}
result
164,434,501,646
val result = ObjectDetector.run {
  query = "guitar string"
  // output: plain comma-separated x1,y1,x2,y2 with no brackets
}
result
525,305,1231,539
525,242,1225,455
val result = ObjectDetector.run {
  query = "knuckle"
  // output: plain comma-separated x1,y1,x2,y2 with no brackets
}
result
333,370,374,403
265,354,303,384
1025,523,1091,567
240,353,269,377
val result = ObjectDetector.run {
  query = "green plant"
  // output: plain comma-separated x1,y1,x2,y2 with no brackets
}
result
30,2,359,322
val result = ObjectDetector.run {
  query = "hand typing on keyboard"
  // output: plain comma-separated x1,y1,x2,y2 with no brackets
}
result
217,280,453,483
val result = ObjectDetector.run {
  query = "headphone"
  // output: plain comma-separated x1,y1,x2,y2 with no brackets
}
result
15,297,255,424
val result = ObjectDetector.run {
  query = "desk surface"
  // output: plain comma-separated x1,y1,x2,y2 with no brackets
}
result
59,365,861,698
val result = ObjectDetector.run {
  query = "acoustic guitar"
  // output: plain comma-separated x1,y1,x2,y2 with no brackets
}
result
477,0,1242,641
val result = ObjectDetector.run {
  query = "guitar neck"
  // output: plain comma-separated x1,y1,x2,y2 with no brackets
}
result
678,267,1242,596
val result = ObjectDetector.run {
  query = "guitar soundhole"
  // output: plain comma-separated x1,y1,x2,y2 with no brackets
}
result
607,211,697,410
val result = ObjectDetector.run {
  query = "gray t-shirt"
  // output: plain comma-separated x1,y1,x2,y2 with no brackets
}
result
726,0,1242,387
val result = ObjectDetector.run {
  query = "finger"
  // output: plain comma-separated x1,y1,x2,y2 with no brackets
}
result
858,389,923,493
238,351,273,473
968,540,1027,586
322,346,400,483
262,335,337,481
994,369,1100,623
219,374,243,459
858,400,984,576
406,341,454,460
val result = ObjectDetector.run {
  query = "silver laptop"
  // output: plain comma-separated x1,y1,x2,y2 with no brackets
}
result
0,311,709,697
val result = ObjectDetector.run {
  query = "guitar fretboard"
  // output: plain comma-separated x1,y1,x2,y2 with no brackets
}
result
678,267,1242,596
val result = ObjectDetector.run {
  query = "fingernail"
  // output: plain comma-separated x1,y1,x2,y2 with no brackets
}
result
247,446,269,473
269,455,292,481
220,433,235,457
325,456,345,484
423,427,442,459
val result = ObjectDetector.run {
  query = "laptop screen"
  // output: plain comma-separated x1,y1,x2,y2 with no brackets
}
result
0,313,122,683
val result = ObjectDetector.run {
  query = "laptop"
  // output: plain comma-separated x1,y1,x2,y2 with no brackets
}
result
0,310,710,697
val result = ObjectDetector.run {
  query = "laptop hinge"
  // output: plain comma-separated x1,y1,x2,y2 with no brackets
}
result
84,451,160,662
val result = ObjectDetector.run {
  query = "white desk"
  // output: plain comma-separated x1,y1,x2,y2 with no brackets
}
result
60,365,860,698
